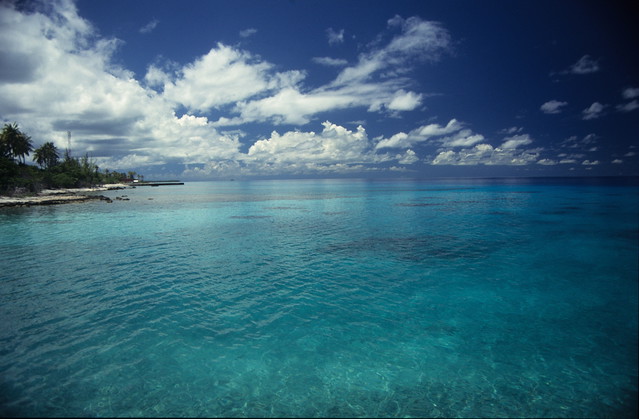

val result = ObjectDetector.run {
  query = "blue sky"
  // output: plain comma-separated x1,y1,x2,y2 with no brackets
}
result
1,0,637,179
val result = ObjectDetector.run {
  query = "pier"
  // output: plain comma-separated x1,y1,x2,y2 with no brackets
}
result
134,180,184,187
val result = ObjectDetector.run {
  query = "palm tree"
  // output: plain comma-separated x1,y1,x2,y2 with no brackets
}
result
33,141,60,169
0,124,13,159
0,123,33,164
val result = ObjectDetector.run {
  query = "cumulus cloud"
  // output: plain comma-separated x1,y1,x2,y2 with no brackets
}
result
0,0,241,170
248,121,372,164
429,132,540,166
326,28,345,45
147,44,303,112
440,129,485,147
239,28,257,38
333,16,450,87
537,159,557,165
568,55,600,74
312,57,349,67
375,119,463,149
560,133,597,149
217,16,451,126
397,149,419,164
582,102,606,120
197,16,451,127
499,126,523,135
0,1,553,177
375,117,541,168
431,143,540,166
616,100,639,112
232,87,355,125
622,87,639,100
386,90,423,111
540,100,568,114
139,19,159,34
500,134,533,149
376,132,410,150
615,88,639,113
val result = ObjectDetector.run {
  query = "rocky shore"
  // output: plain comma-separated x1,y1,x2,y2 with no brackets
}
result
0,184,131,208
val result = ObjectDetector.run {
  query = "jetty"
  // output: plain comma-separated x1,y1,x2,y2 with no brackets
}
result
134,180,184,187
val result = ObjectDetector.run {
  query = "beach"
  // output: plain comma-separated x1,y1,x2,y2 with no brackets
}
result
0,184,131,208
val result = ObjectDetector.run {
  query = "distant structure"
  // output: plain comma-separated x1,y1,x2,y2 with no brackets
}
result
67,131,71,155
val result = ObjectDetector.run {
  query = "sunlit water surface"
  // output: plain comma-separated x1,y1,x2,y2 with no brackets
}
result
0,178,637,417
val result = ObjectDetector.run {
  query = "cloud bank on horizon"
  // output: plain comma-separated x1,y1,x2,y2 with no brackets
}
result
0,0,637,179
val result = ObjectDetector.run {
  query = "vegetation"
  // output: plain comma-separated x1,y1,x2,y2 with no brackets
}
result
1,123,134,195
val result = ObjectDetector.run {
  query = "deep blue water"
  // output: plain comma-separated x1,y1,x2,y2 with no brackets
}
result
0,178,637,417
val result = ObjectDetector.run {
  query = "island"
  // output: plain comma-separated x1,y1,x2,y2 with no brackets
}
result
0,122,161,208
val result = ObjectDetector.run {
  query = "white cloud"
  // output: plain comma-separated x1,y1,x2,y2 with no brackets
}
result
239,28,257,38
312,57,349,67
612,159,623,164
430,143,539,166
418,119,464,136
582,160,600,165
388,165,411,172
376,132,410,149
560,133,597,149
431,150,458,165
139,19,159,34
0,0,242,171
247,121,373,164
559,152,585,160
375,119,463,149
500,134,533,149
0,2,510,177
582,102,606,120
233,87,355,125
229,79,428,126
568,55,600,74
537,159,557,165
540,100,568,114
149,43,301,112
237,121,410,174
397,149,419,164
326,28,344,45
616,100,639,112
429,132,540,166
143,64,172,88
387,90,423,111
500,126,523,135
208,16,451,126
440,129,484,147
582,133,597,143
332,16,450,87
622,87,639,99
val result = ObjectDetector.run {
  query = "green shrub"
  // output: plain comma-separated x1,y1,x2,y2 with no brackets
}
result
51,173,77,188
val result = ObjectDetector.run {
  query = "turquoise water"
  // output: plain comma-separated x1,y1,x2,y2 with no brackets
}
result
0,178,637,417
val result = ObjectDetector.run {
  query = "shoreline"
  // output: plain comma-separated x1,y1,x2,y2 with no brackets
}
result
0,183,131,208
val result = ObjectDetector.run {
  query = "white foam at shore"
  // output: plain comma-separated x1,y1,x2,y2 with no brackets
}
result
37,183,130,195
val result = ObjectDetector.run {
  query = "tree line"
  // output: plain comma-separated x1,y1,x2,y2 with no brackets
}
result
0,123,137,195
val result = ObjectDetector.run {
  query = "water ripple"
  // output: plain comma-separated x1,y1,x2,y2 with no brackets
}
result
0,179,636,417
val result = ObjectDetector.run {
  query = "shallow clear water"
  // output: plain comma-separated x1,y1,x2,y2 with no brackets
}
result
0,178,637,417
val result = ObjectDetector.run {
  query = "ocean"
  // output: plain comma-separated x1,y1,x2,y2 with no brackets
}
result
0,177,637,417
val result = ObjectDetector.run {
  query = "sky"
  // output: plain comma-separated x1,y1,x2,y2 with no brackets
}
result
1,0,638,179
